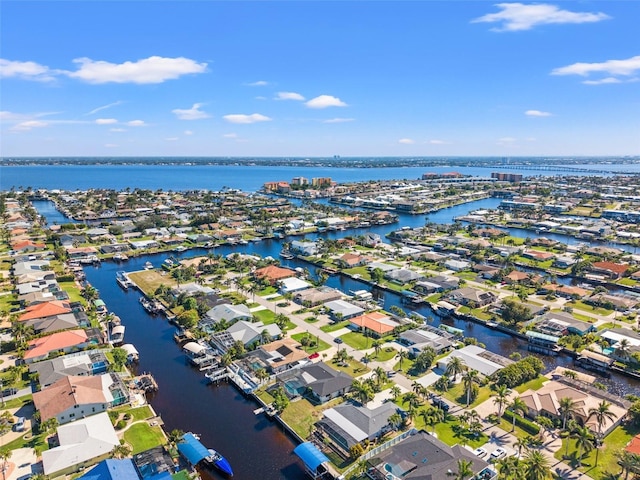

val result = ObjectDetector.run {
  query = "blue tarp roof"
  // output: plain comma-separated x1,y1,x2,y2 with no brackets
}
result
78,459,139,480
177,433,210,466
293,442,329,473
146,472,172,480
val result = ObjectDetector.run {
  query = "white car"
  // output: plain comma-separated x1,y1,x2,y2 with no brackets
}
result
473,447,487,458
490,447,507,461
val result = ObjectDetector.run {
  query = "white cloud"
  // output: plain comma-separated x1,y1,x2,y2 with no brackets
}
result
223,113,272,124
66,56,207,84
126,120,146,127
305,95,348,109
525,109,552,117
0,59,55,81
110,128,126,132
172,103,210,120
246,80,268,86
86,101,123,115
472,3,610,31
398,138,415,144
552,55,640,79
323,118,355,123
582,77,622,85
184,130,193,135
275,91,305,101
223,133,238,138
10,120,49,132
95,118,118,124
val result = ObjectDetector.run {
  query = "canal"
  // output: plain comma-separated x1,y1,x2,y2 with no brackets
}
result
35,193,640,478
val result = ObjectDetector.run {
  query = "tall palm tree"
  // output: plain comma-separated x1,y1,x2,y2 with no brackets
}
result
513,437,529,458
389,386,402,403
373,367,387,388
571,425,595,466
445,356,466,382
588,400,616,466
509,397,528,433
523,450,551,480
493,384,512,418
617,450,640,480
395,350,409,371
455,459,474,480
372,340,382,358
615,338,631,361
388,412,403,431
558,397,578,432
403,391,422,410
462,369,479,407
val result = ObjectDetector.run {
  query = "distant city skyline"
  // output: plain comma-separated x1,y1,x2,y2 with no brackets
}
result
1,1,639,157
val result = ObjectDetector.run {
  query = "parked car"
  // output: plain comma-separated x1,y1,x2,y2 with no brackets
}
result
333,337,343,344
1,388,17,397
431,397,450,412
473,447,487,458
490,447,507,461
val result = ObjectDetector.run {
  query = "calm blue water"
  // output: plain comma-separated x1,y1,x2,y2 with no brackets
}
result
3,163,639,191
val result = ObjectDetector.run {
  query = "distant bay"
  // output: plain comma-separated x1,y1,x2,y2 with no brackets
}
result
3,163,639,192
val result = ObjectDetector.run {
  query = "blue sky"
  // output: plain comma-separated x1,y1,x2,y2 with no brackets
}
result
1,1,639,157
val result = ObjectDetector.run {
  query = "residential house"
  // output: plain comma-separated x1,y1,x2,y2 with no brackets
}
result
294,287,343,307
437,345,512,377
399,326,455,356
316,402,400,451
22,311,87,334
337,253,369,269
33,374,115,424
202,303,252,328
276,362,352,404
368,431,492,480
19,300,72,322
246,338,309,374
533,312,596,337
41,412,120,477
443,259,470,271
210,320,281,353
323,300,365,321
254,265,297,285
590,261,629,279
30,351,109,389
23,329,90,363
349,311,399,337
361,232,381,247
384,268,424,285
522,250,556,262
447,287,497,307
290,240,319,256
279,277,312,294
77,459,139,480
519,379,628,436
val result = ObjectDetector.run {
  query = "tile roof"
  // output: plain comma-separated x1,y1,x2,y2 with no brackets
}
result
19,300,72,321
24,329,88,360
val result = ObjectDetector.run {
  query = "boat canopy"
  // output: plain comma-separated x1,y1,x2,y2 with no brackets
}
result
293,442,329,473
177,433,209,466
183,342,206,355
111,325,126,335
121,344,139,356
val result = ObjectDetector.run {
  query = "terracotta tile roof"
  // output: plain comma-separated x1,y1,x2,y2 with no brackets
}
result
33,375,109,422
592,261,628,275
626,435,640,455
350,311,398,335
19,301,72,321
254,265,296,282
24,329,88,360
11,240,46,251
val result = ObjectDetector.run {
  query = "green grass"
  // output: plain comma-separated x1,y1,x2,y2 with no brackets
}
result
570,300,613,316
442,383,493,408
340,331,378,350
425,293,442,303
114,405,154,421
252,309,276,323
123,422,166,454
617,277,638,287
280,398,318,439
374,347,398,362
554,423,640,478
498,418,538,441
331,358,370,377
3,430,49,453
258,286,278,296
172,471,194,480
320,320,350,333
514,376,547,393
58,280,84,303
0,293,19,315
343,266,372,281
291,332,331,353
255,388,275,405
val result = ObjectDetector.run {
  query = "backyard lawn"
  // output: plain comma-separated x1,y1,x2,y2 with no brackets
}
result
442,383,493,409
374,347,398,362
252,309,275,323
123,422,167,454
128,270,175,295
514,375,548,394
291,332,331,353
320,320,350,333
331,358,370,378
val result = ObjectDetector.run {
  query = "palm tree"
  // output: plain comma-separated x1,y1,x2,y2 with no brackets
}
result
445,356,466,382
372,340,382,358
455,459,474,480
461,369,479,407
509,397,527,433
389,386,402,403
492,384,512,418
388,412,403,431
615,338,631,361
588,400,616,465
395,350,409,371
111,443,132,459
403,392,422,410
513,437,529,458
523,450,551,480
617,450,640,480
558,397,578,432
373,367,387,389
571,425,595,466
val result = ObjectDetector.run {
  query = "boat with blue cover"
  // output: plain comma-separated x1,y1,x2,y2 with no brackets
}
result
207,448,234,476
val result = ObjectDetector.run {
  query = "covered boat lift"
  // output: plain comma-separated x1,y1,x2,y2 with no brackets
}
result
177,433,209,467
293,442,330,479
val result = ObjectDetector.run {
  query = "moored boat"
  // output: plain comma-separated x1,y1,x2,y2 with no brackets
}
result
207,448,234,476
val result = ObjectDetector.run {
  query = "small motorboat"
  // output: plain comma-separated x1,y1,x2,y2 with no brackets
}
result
207,448,234,476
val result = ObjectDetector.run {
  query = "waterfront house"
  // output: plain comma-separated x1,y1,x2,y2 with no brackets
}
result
437,345,512,377
202,303,252,328
42,412,120,478
504,270,530,284
254,265,297,285
443,259,470,272
248,338,308,373
554,256,577,269
599,328,640,361
294,287,343,307
519,379,628,436
587,292,638,311
446,287,497,308
337,252,369,268
23,329,90,363
22,311,87,334
316,402,400,452
361,232,381,247
30,351,109,388
290,240,319,256
367,430,492,480
323,299,365,321
65,246,100,261
210,320,281,353
19,300,72,322
399,326,455,355
349,311,399,337
33,374,116,424
538,283,590,299
384,268,424,285
276,362,352,404
533,312,596,337
522,249,556,262
77,458,139,480
279,277,312,294
590,261,629,279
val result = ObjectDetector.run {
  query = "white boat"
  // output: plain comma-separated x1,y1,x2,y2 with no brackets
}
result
144,261,153,270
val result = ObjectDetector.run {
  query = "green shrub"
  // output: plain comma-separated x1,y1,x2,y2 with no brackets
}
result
503,410,540,435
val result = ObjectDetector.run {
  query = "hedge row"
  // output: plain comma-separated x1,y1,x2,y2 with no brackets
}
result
503,410,541,435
